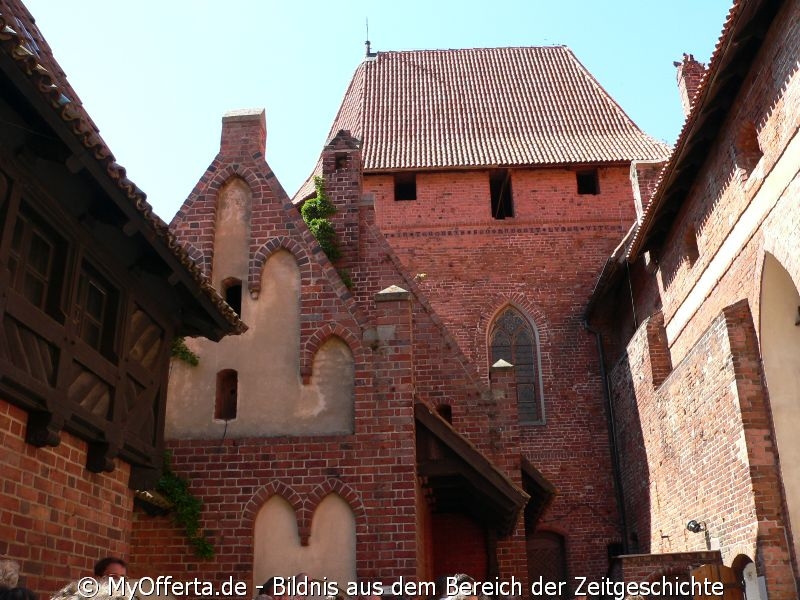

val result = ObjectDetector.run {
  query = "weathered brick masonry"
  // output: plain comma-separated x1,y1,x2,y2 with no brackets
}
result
593,0,800,596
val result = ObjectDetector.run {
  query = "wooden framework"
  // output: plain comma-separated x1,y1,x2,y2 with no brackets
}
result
0,37,241,488
0,160,174,488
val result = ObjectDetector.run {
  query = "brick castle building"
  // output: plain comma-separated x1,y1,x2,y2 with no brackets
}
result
2,0,799,598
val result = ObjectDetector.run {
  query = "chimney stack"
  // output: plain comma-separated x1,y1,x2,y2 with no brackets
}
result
674,54,706,118
220,108,266,160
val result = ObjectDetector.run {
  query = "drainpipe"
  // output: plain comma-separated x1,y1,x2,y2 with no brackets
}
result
583,319,629,556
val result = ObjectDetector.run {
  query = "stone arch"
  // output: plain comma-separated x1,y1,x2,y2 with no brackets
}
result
484,300,547,424
241,480,303,528
301,324,364,382
251,236,313,295
759,252,800,562
731,555,762,600
474,293,551,376
297,336,355,435
252,495,303,591
301,480,368,546
206,164,263,200
212,176,252,290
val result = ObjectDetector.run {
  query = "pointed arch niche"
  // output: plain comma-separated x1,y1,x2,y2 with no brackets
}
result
212,177,251,292
299,337,354,434
760,253,800,561
253,494,356,589
489,306,544,424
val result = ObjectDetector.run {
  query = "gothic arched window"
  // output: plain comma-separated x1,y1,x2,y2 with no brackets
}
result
490,307,542,423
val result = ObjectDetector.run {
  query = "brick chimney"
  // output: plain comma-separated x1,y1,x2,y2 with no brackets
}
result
674,54,706,118
321,129,363,270
220,108,266,160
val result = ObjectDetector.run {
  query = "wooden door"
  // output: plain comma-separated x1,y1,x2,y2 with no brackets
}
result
691,564,744,600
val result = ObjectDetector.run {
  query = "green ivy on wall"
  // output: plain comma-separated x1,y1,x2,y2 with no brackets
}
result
157,452,215,559
171,337,199,366
301,176,341,262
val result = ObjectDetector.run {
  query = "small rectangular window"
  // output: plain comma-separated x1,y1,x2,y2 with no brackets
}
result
576,169,599,195
215,369,238,420
8,204,67,320
394,173,417,201
490,169,513,219
76,262,119,359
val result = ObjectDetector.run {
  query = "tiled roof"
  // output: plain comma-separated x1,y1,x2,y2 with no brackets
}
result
0,0,245,335
296,46,669,200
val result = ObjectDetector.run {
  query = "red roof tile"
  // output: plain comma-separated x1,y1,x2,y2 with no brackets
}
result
296,46,668,199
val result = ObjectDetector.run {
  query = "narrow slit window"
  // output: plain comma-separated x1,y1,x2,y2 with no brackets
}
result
490,169,513,219
576,169,599,195
734,122,762,176
215,369,238,420
685,227,699,266
394,173,417,201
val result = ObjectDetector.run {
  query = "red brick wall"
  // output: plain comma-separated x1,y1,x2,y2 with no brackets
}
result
364,167,635,577
608,300,796,597
0,400,133,596
135,128,530,588
365,165,636,580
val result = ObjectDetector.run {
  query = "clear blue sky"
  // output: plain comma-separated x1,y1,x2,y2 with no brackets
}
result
24,0,731,221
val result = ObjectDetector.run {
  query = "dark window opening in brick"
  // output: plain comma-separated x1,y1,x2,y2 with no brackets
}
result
222,277,242,316
436,404,453,423
490,169,513,219
734,121,762,176
490,307,541,423
335,153,348,170
576,169,599,195
394,173,417,201
76,262,119,359
685,227,699,266
215,369,238,420
8,204,67,321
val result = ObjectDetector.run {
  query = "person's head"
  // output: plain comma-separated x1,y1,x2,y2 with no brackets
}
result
93,557,127,579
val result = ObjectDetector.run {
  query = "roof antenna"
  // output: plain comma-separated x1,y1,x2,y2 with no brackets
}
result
365,18,376,58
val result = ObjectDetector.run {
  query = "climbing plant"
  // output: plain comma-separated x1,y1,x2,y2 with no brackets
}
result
301,176,341,261
171,337,199,366
157,452,215,558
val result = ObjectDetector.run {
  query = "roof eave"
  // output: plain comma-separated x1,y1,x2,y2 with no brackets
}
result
627,0,784,261
0,13,245,339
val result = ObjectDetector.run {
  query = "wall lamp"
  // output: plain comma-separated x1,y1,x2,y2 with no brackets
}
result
686,519,707,533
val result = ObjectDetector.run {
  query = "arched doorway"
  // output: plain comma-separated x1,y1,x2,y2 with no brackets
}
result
760,253,800,561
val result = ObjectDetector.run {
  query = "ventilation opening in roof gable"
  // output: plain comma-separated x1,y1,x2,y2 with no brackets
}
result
490,169,513,219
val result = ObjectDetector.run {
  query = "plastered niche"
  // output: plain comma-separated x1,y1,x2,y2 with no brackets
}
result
165,250,354,438
253,494,356,589
760,253,800,561
212,177,251,291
